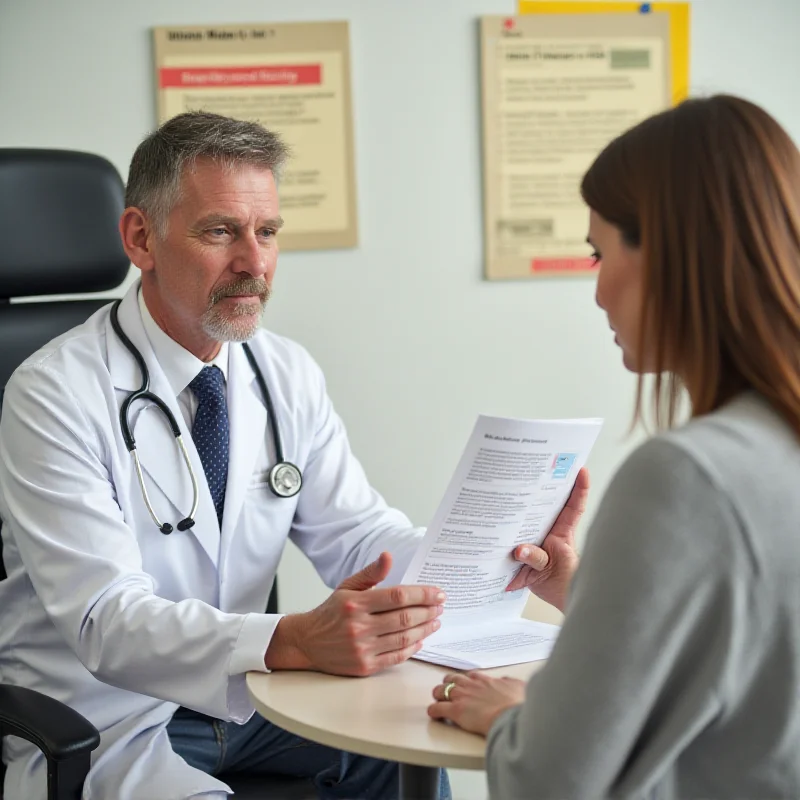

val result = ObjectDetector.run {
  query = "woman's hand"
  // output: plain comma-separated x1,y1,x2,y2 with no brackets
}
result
428,672,527,737
505,468,589,612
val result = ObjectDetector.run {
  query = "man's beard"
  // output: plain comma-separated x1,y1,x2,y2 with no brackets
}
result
201,277,271,342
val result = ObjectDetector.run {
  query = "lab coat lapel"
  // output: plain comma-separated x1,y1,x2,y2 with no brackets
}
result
221,343,268,545
106,284,221,569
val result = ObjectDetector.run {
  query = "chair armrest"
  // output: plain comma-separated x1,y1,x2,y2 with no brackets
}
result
0,684,100,760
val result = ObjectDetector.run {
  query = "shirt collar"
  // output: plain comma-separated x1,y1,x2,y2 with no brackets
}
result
138,287,229,398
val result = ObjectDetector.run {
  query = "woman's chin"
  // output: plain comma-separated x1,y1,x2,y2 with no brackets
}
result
620,348,639,373
621,351,658,375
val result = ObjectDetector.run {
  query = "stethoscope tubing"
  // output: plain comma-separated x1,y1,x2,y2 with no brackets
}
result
109,298,300,535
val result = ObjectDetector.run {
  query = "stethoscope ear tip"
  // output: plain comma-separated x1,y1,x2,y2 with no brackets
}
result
177,518,196,532
160,523,174,535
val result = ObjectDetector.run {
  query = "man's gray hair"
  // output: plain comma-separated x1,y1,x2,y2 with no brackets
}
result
125,111,289,237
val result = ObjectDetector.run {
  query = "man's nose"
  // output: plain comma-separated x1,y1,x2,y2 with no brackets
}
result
232,233,271,276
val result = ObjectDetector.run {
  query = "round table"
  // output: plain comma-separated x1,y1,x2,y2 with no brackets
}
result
247,658,543,800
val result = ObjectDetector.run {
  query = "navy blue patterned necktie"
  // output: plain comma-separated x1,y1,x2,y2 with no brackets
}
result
189,365,229,526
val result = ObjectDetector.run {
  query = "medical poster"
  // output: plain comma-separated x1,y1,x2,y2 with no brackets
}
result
153,21,358,251
480,12,673,280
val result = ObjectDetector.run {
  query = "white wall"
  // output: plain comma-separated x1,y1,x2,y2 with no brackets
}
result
2,1,800,797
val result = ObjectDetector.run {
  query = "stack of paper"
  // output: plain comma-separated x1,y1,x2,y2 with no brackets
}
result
402,415,602,670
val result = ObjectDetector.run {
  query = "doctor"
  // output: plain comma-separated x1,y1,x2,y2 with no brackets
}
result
0,111,586,800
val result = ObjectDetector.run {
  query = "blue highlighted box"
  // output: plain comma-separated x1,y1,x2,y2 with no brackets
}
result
551,453,577,479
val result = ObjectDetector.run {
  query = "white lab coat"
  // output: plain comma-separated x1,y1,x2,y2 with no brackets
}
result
0,283,423,800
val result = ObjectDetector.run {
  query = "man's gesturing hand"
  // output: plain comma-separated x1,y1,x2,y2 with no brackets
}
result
265,552,446,676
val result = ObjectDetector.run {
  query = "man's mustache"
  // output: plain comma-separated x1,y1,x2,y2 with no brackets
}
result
209,279,271,307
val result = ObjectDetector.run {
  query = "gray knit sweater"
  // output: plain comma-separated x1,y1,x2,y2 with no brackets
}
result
488,392,800,799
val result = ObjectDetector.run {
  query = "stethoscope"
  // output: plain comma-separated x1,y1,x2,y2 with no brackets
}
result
110,300,303,535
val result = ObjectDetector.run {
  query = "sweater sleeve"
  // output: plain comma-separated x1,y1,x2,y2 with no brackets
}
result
487,437,753,799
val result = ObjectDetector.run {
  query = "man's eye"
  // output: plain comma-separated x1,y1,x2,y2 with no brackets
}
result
209,227,229,237
260,228,277,238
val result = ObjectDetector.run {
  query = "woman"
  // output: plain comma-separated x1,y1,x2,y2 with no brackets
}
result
430,95,800,798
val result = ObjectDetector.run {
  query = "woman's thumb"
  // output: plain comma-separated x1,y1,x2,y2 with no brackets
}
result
337,552,393,591
516,545,549,571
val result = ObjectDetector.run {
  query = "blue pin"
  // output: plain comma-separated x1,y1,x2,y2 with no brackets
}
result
639,2,652,12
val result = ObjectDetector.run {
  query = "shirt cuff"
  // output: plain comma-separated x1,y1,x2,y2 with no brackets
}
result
230,611,284,675
225,612,283,723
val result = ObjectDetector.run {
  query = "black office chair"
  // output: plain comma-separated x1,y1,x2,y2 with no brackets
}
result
0,150,300,800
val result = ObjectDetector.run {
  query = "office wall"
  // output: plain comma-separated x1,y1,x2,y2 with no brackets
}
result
2,1,800,797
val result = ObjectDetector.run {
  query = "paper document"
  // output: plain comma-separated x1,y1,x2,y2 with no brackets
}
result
403,414,602,669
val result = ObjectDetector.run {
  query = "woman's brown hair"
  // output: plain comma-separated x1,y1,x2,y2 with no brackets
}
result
581,95,800,435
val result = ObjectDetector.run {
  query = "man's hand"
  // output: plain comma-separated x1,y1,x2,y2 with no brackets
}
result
428,672,526,737
505,468,589,612
265,552,445,676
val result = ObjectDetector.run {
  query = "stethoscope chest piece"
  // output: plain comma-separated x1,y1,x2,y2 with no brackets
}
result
269,462,302,498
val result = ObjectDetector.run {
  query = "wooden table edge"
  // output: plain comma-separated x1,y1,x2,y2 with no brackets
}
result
246,671,487,771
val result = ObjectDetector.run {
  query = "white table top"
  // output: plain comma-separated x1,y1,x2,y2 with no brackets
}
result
247,657,543,770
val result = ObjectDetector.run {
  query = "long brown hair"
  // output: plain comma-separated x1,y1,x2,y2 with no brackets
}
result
581,95,800,435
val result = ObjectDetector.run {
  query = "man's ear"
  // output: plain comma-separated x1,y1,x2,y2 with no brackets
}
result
119,207,157,273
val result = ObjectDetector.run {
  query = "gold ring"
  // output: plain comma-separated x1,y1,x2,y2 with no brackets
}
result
443,681,457,701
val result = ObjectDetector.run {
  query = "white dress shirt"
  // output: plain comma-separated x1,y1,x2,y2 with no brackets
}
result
138,288,229,429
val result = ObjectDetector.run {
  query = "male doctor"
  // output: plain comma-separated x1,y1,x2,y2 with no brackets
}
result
0,112,586,800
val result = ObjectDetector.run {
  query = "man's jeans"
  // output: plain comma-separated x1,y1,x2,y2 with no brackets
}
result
167,708,452,800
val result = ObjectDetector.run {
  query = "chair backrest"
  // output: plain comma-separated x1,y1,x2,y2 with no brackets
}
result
0,149,129,576
0,149,130,388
